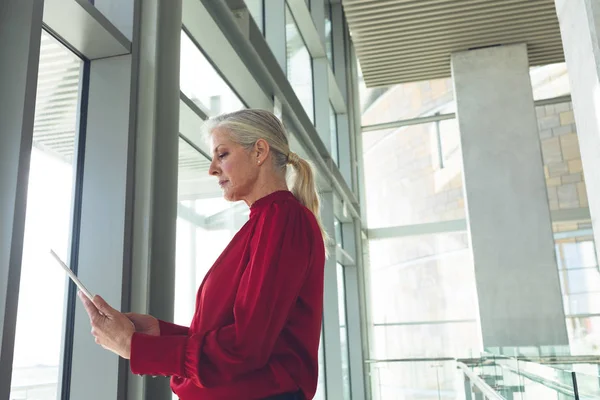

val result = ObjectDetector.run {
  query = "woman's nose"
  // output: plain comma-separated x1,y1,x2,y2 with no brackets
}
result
208,159,218,176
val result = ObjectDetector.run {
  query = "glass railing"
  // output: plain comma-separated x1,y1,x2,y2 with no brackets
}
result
367,354,600,400
367,357,504,400
368,358,466,400
473,351,600,400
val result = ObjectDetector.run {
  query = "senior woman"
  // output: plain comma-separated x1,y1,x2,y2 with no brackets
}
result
79,109,327,400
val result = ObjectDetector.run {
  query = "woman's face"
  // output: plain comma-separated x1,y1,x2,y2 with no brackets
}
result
208,128,259,203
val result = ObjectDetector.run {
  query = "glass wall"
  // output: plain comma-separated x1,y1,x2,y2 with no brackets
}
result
285,4,314,123
369,232,481,359
180,30,245,116
361,77,455,127
9,30,83,400
359,26,594,399
363,119,464,229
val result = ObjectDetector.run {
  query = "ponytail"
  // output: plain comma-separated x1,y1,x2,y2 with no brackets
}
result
287,152,329,243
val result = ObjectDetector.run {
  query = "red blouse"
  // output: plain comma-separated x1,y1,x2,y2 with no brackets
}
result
130,191,326,399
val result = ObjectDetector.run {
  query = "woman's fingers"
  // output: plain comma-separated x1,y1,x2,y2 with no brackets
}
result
79,291,101,322
78,291,134,359
92,295,115,317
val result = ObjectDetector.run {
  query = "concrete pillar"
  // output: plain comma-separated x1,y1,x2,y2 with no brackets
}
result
127,0,182,398
0,0,43,396
451,44,568,348
555,0,600,265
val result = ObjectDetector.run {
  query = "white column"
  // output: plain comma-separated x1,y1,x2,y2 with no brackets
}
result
0,0,43,396
451,44,568,348
555,0,600,264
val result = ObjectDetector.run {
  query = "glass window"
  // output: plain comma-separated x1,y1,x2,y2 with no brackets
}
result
324,3,333,67
330,103,338,166
361,77,455,127
368,232,481,359
244,0,263,33
530,62,571,100
180,30,245,116
363,120,465,229
10,30,83,399
555,237,600,350
337,263,351,399
285,4,314,123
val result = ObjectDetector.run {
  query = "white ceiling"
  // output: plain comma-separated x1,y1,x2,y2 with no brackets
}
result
343,0,565,87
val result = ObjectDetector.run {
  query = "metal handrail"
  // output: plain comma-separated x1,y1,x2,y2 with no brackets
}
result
458,362,506,400
366,355,600,366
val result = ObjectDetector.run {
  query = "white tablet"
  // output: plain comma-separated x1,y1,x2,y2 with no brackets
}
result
49,249,94,301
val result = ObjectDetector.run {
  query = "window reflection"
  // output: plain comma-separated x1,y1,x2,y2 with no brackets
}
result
285,5,314,123
180,30,245,117
10,30,83,400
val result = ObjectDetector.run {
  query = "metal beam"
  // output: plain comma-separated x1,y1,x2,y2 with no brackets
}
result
367,219,468,240
43,0,131,59
362,95,573,132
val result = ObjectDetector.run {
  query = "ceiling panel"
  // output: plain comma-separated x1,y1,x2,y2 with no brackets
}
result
342,0,565,87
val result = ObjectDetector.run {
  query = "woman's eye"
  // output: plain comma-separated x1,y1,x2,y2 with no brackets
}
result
218,152,228,160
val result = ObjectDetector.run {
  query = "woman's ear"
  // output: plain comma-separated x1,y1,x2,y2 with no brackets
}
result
255,139,270,164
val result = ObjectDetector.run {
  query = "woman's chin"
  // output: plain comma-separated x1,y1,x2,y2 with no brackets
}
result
222,191,235,202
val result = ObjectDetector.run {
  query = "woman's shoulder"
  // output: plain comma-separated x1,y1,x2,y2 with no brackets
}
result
254,192,320,233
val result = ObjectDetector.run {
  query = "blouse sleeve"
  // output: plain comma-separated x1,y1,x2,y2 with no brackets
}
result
158,320,189,336
129,201,314,386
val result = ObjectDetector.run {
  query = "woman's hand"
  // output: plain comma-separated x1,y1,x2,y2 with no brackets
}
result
78,291,135,359
124,312,160,336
